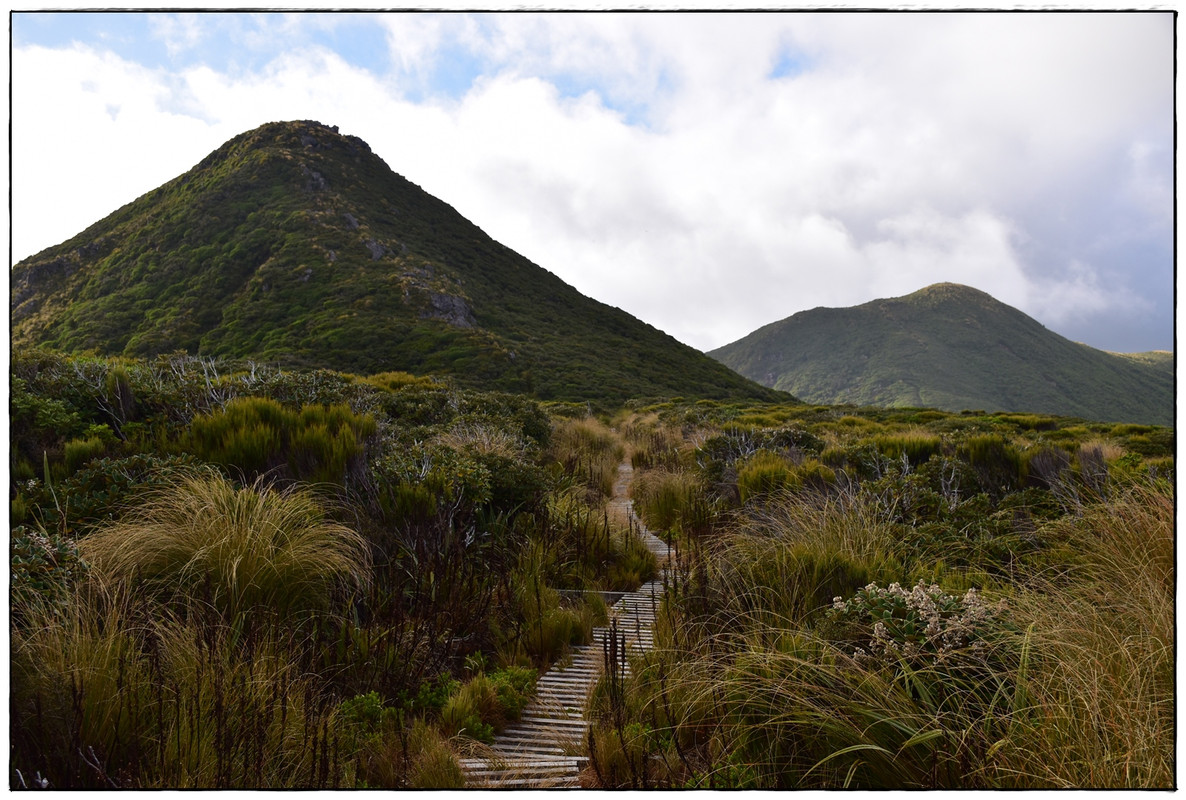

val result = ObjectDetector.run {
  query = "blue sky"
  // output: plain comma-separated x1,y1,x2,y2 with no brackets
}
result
10,11,1175,353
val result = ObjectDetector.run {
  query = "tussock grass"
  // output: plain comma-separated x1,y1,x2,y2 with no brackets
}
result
989,480,1174,787
11,582,343,788
589,480,1174,789
434,422,526,459
630,468,703,536
548,416,624,499
80,474,371,622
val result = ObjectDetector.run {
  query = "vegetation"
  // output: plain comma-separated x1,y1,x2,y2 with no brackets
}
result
587,396,1173,789
9,330,1173,789
710,282,1173,426
9,346,654,788
11,119,782,406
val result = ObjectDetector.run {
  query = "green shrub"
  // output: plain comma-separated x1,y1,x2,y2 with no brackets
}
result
63,436,110,474
413,674,461,714
958,434,1024,497
826,580,1005,664
489,666,538,721
874,433,942,466
35,454,203,538
11,527,89,620
361,371,439,392
185,396,376,486
737,451,793,504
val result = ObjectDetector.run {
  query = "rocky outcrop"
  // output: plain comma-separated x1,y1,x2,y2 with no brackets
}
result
422,292,477,328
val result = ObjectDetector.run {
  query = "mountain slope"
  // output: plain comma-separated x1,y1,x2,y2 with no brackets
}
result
12,120,782,405
709,283,1173,425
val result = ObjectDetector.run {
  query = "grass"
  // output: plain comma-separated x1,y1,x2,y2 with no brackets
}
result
10,350,1173,790
548,416,625,499
987,481,1174,787
79,473,371,623
11,581,345,788
629,468,704,537
586,409,1174,790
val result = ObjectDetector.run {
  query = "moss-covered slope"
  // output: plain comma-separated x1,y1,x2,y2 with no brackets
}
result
11,120,782,405
709,283,1172,426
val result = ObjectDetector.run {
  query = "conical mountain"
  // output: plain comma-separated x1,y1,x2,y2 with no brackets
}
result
12,119,782,404
709,283,1172,425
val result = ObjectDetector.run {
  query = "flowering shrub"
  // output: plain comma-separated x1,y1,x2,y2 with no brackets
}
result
828,580,1001,663
11,527,89,620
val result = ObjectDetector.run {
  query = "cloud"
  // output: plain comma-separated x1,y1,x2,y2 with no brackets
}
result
10,12,1174,355
148,12,206,58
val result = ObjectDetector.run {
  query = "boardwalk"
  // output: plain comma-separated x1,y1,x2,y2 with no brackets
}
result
460,463,671,788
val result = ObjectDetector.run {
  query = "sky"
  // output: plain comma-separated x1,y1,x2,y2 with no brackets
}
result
9,10,1175,354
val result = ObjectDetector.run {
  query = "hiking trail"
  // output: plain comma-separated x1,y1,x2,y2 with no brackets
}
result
459,461,671,788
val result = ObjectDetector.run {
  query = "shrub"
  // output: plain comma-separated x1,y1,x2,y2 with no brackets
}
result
827,580,1004,664
11,527,89,621
361,371,439,392
185,396,376,486
489,666,538,721
63,436,111,474
737,451,793,504
873,433,942,466
35,454,203,538
958,434,1024,497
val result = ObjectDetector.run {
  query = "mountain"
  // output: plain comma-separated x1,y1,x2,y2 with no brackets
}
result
11,120,782,405
709,283,1173,426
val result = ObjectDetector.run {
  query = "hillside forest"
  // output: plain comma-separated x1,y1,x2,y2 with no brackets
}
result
8,345,1174,789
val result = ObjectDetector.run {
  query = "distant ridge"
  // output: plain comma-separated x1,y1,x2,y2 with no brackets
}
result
11,120,782,405
709,283,1172,426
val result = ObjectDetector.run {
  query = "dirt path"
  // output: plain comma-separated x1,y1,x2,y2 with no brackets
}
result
459,462,671,788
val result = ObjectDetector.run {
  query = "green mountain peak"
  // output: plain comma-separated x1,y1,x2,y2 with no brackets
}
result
709,283,1172,425
12,120,782,404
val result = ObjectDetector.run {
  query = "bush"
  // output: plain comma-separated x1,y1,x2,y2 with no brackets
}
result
874,433,942,466
958,435,1024,497
11,527,89,621
185,396,376,486
737,451,794,504
826,580,1004,664
35,454,203,538
63,436,111,474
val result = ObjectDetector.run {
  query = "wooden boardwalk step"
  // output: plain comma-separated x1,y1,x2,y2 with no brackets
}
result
461,461,672,788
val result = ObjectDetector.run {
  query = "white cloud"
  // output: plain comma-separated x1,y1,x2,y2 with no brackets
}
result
148,13,206,57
